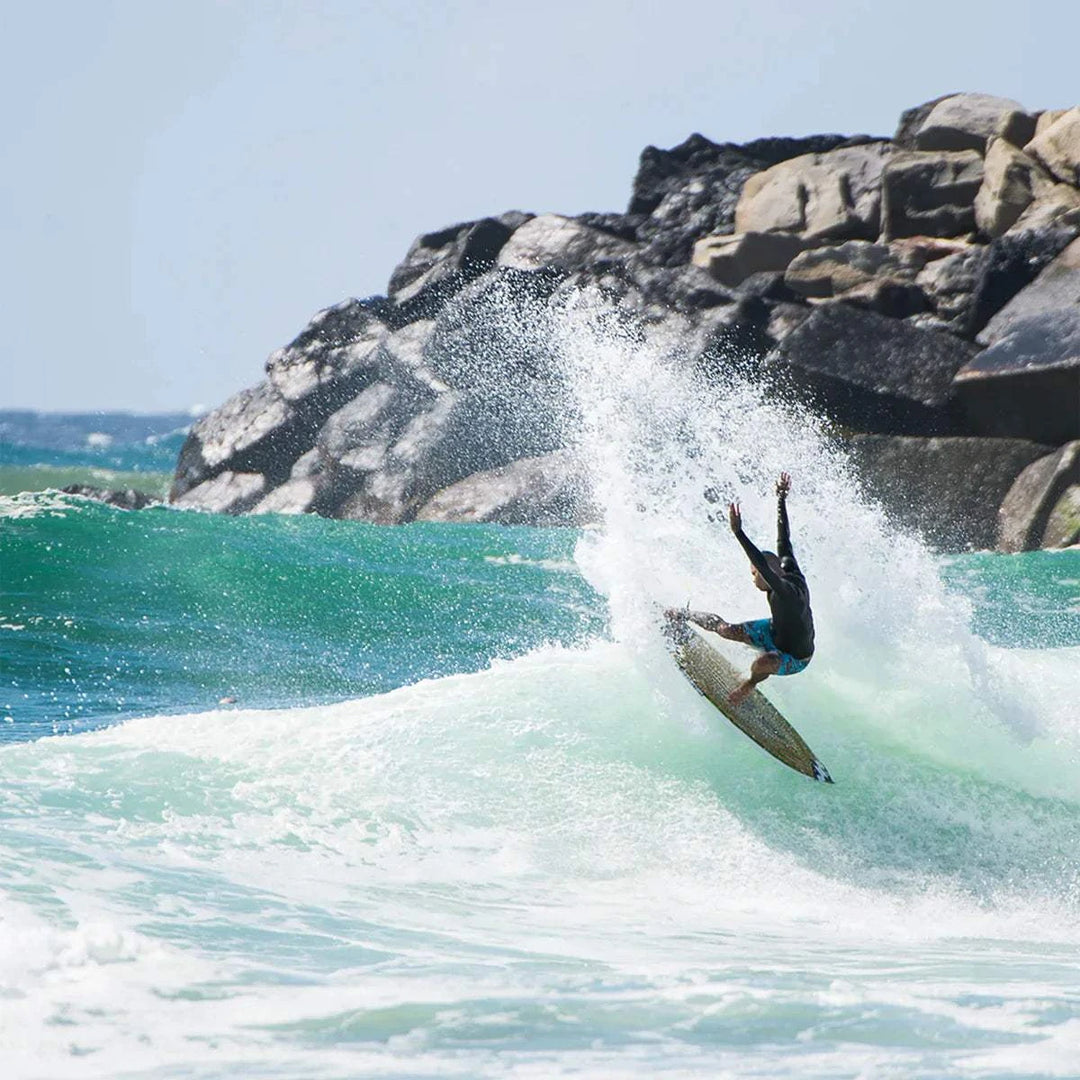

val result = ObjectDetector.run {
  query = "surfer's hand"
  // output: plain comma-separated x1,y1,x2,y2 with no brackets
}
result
776,472,791,498
728,501,742,534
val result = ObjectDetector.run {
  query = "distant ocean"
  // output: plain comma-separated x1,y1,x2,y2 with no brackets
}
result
3,340,1080,1080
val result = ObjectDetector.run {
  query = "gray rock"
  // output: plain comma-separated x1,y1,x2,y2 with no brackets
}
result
1023,107,1080,187
1042,485,1080,548
628,132,877,265
415,450,594,525
784,241,923,298
893,95,955,150
914,93,1036,153
826,279,929,319
692,232,808,287
60,485,160,510
954,309,1080,444
497,214,637,272
172,381,309,499
881,150,985,239
249,478,318,516
264,298,390,406
977,236,1080,344
765,304,977,434
172,471,267,515
850,435,1052,550
387,213,529,323
997,441,1080,551
734,142,893,242
974,137,1054,238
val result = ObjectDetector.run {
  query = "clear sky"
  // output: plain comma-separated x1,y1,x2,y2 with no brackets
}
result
3,0,1077,412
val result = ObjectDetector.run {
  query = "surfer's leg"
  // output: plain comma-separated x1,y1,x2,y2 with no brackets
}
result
728,651,782,706
677,610,752,643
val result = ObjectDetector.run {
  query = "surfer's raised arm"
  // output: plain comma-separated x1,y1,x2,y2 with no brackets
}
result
775,472,794,562
729,502,783,592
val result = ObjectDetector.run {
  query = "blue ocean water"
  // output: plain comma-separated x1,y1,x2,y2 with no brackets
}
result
2,346,1080,1079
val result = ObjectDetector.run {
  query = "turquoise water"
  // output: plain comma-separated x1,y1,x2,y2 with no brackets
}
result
2,374,1080,1078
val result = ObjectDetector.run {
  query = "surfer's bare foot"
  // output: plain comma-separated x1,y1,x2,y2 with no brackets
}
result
728,682,753,707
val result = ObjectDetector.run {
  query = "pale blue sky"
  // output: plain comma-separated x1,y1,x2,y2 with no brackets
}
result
2,0,1077,411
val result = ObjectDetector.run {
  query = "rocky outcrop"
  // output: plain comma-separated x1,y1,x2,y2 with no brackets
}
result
61,485,161,511
997,442,1080,551
415,451,594,525
850,436,1052,550
172,91,1080,550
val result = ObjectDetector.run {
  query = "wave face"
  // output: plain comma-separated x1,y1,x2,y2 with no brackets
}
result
2,307,1080,1077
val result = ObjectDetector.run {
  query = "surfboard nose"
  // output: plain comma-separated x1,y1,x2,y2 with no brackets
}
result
812,760,834,784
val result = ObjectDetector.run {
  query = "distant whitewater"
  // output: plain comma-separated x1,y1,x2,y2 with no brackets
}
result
1,307,1079,1078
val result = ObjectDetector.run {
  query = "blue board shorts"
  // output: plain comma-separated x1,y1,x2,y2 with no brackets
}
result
738,619,812,676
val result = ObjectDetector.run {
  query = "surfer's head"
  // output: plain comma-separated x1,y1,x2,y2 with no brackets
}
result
752,552,782,591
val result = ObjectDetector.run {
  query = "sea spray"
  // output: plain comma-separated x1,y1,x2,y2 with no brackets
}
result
549,289,1080,803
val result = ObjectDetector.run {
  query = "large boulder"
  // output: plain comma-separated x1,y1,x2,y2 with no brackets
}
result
264,298,390,406
913,93,1036,154
974,137,1057,238
977,235,1080,344
849,435,1052,550
954,309,1080,444
171,382,311,500
172,471,267,515
734,143,892,242
1023,107,1080,187
765,304,978,435
783,241,924,298
997,442,1080,551
387,213,531,323
497,214,637,272
628,132,875,265
881,150,984,239
415,450,594,525
692,231,808,287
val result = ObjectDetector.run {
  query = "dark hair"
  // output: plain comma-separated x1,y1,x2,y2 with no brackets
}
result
762,551,782,575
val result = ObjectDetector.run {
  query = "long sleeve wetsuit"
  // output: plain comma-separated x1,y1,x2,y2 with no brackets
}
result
733,495,815,660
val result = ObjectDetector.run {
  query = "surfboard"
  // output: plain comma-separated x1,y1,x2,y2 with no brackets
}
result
664,617,833,783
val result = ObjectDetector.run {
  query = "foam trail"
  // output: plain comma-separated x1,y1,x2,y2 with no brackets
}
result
552,291,1080,799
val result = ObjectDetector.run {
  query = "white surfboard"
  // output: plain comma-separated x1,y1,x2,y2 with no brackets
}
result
665,618,833,783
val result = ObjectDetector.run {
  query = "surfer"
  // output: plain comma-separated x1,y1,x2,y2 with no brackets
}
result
666,472,814,706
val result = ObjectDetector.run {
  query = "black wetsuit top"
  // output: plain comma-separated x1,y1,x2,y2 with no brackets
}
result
734,496,815,660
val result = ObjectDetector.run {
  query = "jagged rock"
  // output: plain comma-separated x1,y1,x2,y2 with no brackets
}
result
60,485,160,510
172,471,267,515
1009,185,1080,233
765,304,977,434
1043,486,1080,548
424,267,565,390
628,132,876,266
913,93,1036,153
954,309,1080,444
850,435,1052,550
893,95,955,150
1023,107,1080,187
692,232,808,287
997,442,1080,551
496,214,637,272
977,236,1080,344
1035,109,1069,138
881,150,984,239
171,382,311,499
250,478,317,516
734,271,799,303
827,279,929,319
784,241,924,297
975,138,1056,237
415,450,594,525
734,143,892,242
265,298,390,405
386,213,530,323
